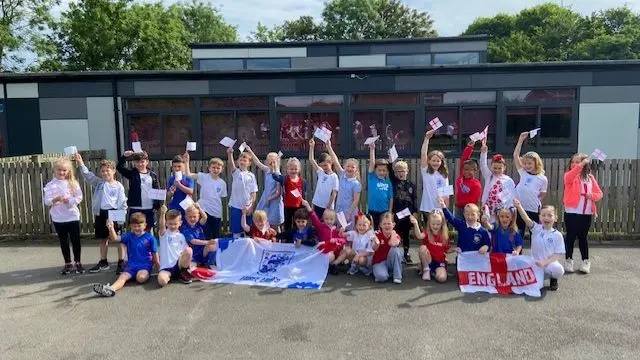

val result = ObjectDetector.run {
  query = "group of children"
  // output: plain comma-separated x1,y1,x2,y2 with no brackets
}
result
44,129,603,296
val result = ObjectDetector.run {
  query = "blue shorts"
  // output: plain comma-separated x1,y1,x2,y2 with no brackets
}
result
160,263,181,277
123,263,152,277
429,261,447,273
230,207,251,235
192,246,215,266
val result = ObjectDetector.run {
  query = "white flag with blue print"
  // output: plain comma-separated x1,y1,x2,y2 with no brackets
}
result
201,238,329,289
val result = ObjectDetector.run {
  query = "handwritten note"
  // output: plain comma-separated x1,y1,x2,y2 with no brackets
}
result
179,197,195,210
290,189,301,198
396,208,412,220
388,145,398,162
63,146,77,156
219,137,236,148
108,210,127,222
148,189,167,201
186,142,197,151
364,136,380,145
313,127,332,142
437,185,454,197
132,142,143,153
238,142,247,153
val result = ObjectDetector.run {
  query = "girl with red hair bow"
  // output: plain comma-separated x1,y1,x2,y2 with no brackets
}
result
479,144,516,222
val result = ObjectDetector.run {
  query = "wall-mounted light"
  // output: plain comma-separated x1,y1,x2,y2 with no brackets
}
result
349,74,368,80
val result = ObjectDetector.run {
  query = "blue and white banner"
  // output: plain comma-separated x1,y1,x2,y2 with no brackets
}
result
199,238,329,289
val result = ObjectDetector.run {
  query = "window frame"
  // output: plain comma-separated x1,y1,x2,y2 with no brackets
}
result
198,58,292,71
385,53,432,67
431,51,481,65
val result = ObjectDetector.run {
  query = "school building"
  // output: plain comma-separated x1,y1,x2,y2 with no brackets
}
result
0,35,639,160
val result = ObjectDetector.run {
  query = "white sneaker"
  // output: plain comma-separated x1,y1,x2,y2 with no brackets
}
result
393,278,402,284
579,260,591,274
564,259,575,273
422,269,431,281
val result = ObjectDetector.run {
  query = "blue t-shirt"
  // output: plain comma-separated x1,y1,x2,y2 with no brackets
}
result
181,222,206,253
443,208,491,252
167,175,195,211
120,232,157,267
335,171,362,214
367,172,393,212
490,224,523,254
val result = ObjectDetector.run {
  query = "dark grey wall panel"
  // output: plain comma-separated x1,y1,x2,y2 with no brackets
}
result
306,45,338,57
134,80,209,96
471,72,593,88
291,57,337,69
296,75,395,94
370,43,431,54
210,79,296,94
38,81,112,98
39,98,88,120
580,86,640,103
593,70,640,86
117,81,135,96
6,98,42,156
338,45,371,56
395,75,472,91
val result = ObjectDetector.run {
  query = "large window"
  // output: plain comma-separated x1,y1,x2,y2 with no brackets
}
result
246,58,291,70
433,52,480,65
202,113,234,157
199,59,243,71
279,112,340,153
386,54,431,67
275,95,343,108
129,114,162,155
352,111,414,152
198,58,291,70
352,93,419,106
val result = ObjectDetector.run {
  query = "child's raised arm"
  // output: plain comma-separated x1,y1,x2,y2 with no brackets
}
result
409,215,425,240
513,132,529,171
227,147,236,172
246,145,269,172
182,151,198,180
479,143,490,182
158,205,167,236
368,143,376,173
105,220,121,242
420,130,435,169
195,203,207,225
326,140,344,174
513,199,534,229
240,206,252,233
308,139,319,171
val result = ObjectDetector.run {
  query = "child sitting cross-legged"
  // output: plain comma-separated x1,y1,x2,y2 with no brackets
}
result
276,208,318,248
157,205,193,287
410,212,452,282
241,208,277,242
181,204,217,268
342,212,375,276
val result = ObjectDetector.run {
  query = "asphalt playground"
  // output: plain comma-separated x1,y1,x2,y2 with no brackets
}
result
1,243,639,360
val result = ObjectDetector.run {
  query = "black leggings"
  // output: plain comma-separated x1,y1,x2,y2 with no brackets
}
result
369,211,385,230
283,206,302,232
516,210,540,236
395,216,412,255
54,221,81,264
564,212,592,260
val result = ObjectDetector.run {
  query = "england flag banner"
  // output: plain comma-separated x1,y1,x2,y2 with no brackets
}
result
457,252,545,297
200,238,330,289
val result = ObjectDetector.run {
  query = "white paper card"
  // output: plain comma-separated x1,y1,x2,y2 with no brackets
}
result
132,142,143,153
364,136,380,145
186,142,197,151
179,197,195,210
388,145,398,162
219,137,236,148
148,189,167,201
481,126,489,144
174,171,183,181
337,212,350,228
437,185,454,197
429,117,443,131
278,151,283,158
108,210,127,222
238,142,247,153
63,146,78,155
290,189,301,198
591,148,607,161
313,127,332,142
469,132,483,142
529,128,541,138
396,208,412,220
482,205,491,219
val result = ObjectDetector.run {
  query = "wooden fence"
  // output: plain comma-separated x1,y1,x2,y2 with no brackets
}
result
0,155,638,235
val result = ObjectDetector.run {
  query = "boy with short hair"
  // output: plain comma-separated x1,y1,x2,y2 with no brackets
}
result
227,147,258,238
181,203,217,268
75,153,128,274
118,150,162,234
276,208,318,247
92,212,159,297
157,205,193,286
368,143,393,229
167,154,195,219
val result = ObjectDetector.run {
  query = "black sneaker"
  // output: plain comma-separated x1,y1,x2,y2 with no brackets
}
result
89,260,110,273
74,263,86,274
115,260,124,275
329,264,339,275
404,253,413,265
549,278,559,291
60,264,74,275
178,270,193,284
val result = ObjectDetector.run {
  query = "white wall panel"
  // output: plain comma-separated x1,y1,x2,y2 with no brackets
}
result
578,103,640,159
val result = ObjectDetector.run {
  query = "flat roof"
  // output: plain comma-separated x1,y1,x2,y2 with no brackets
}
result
189,35,490,49
1,60,640,83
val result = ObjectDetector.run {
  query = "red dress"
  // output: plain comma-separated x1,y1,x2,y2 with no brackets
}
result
249,224,276,242
309,211,346,257
422,232,449,264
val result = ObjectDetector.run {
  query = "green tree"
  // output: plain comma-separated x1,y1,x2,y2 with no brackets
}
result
175,0,237,43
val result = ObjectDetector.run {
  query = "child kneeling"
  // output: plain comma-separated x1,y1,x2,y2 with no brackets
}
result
372,212,404,284
343,213,375,276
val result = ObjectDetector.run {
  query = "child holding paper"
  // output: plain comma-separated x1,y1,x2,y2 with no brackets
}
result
420,130,449,220
276,208,318,247
372,212,404,284
480,143,516,223
246,146,284,230
455,140,482,217
513,132,548,238
181,203,217,268
562,154,603,274
76,154,128,274
227,147,258,238
368,143,393,229
167,155,195,219
514,200,565,291
326,140,361,231
92,213,159,297
439,198,490,254
157,205,193,286
387,157,417,264
343,213,375,276
301,199,348,275
410,213,451,282
44,157,84,275
182,152,227,240
118,150,162,236
308,139,339,218
272,158,306,231
241,208,277,242
480,206,523,255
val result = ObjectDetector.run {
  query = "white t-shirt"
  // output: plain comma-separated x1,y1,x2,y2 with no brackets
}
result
420,168,448,212
159,230,187,270
229,169,258,210
530,224,565,261
347,230,375,254
197,173,227,218
131,173,153,210
516,169,548,213
564,179,594,215
100,182,126,210
312,170,339,208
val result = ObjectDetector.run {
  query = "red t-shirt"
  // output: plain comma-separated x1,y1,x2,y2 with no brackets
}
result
422,232,449,263
456,144,482,208
249,224,276,242
372,231,399,265
283,176,303,208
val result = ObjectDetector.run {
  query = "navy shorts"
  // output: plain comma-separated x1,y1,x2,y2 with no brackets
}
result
192,246,215,266
205,214,222,239
94,209,122,239
128,208,155,229
160,263,181,277
429,261,447,273
230,207,251,235
123,263,152,277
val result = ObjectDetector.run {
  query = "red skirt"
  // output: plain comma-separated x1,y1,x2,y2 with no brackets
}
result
318,241,344,257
